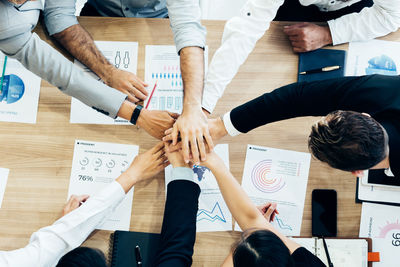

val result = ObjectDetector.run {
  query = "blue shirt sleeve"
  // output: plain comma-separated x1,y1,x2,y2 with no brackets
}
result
44,0,79,36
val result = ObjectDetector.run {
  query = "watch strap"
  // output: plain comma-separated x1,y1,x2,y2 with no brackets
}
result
130,105,143,125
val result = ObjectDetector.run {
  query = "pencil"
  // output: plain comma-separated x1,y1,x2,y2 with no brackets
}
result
145,81,157,109
0,55,7,94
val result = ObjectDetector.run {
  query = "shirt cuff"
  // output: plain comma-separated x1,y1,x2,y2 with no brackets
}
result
327,19,343,45
223,112,241,136
169,167,195,185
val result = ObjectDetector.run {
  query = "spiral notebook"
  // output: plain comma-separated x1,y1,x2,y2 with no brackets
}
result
108,230,160,267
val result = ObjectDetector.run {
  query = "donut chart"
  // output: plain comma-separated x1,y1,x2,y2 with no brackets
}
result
251,160,285,193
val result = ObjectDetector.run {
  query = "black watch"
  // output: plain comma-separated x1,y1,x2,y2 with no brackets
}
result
130,105,143,125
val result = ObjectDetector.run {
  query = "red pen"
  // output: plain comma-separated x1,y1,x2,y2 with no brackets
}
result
145,81,157,109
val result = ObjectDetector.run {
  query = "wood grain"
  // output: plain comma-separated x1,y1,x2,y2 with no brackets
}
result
0,17,399,266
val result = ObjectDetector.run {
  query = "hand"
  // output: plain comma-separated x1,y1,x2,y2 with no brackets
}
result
137,109,179,140
125,142,169,183
164,142,189,168
162,116,227,151
283,22,332,53
105,68,148,103
62,194,90,216
170,108,214,164
257,202,279,222
198,150,223,171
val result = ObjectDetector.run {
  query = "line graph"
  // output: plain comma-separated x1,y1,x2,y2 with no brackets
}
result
251,160,285,193
275,216,293,231
197,202,227,223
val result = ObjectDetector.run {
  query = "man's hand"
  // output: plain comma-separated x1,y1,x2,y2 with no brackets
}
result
257,202,279,222
283,22,333,53
137,109,179,140
125,142,169,183
171,108,214,164
105,68,148,103
164,142,189,168
62,194,90,216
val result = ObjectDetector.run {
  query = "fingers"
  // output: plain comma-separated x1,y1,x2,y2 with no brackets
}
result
190,136,200,164
203,127,214,153
168,112,180,120
181,134,190,163
151,141,165,154
197,132,206,162
264,203,278,222
126,94,139,103
171,124,179,146
131,77,149,96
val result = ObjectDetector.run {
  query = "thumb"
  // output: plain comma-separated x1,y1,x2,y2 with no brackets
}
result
264,203,277,221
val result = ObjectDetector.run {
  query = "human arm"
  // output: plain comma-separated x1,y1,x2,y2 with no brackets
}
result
155,144,200,267
202,152,300,253
44,0,148,102
327,0,400,46
0,142,167,267
202,0,284,113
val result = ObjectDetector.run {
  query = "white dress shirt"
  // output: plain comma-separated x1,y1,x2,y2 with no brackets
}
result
0,181,126,267
202,0,400,113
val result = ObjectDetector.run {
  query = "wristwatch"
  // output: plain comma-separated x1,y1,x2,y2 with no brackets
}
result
130,105,143,125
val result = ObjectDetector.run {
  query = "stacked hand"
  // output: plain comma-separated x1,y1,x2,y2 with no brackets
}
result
283,22,333,53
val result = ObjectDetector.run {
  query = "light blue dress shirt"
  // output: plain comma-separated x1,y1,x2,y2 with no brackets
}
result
44,0,207,53
0,0,127,119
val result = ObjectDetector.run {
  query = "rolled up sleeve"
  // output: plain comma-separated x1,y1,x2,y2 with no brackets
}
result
2,32,126,118
43,0,79,36
166,0,207,54
328,0,400,45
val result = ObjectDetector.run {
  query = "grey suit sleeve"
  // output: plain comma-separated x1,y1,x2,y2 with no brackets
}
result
166,0,207,54
44,0,79,36
2,32,126,118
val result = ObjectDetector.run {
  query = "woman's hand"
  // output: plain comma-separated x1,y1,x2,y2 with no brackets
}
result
62,194,90,217
257,202,279,222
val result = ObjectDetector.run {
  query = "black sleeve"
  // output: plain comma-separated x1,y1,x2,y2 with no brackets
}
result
230,75,400,133
291,247,326,267
155,180,201,267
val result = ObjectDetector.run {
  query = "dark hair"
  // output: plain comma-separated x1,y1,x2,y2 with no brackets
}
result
308,110,388,171
56,247,107,267
232,229,294,267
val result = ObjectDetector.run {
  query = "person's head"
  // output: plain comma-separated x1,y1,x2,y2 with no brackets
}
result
232,229,294,267
56,247,107,267
308,110,389,175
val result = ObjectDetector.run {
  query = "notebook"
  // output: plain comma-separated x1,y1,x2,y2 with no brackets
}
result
293,237,370,267
108,231,160,267
298,49,346,82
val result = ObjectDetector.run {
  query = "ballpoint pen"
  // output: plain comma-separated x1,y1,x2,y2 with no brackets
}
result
300,65,340,75
135,245,143,267
0,55,7,94
322,237,334,267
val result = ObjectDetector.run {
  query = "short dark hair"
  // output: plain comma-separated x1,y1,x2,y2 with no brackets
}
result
56,247,107,267
232,229,294,267
308,110,388,171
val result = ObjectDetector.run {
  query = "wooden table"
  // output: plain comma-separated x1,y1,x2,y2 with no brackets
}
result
0,17,399,266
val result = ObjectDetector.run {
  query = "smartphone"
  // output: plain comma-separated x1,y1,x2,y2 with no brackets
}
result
312,189,337,237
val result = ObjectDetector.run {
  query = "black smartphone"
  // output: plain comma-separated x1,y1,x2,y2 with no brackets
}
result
312,189,337,237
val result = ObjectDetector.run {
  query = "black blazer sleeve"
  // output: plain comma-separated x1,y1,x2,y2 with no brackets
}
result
230,75,400,133
155,180,201,267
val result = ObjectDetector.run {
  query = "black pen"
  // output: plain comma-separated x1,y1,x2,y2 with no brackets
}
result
135,245,143,267
299,65,340,75
322,237,334,267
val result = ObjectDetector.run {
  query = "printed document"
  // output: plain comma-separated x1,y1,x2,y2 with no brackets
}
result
68,140,138,231
235,145,311,236
70,41,138,125
360,203,400,267
165,144,232,232
0,52,41,124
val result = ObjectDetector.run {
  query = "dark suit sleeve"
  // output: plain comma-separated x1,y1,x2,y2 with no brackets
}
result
155,179,201,267
230,75,400,133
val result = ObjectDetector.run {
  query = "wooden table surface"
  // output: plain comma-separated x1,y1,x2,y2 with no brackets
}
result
0,17,399,266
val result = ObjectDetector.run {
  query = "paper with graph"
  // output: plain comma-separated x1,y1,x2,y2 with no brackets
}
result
360,203,400,267
236,145,311,236
144,45,208,114
70,41,138,125
165,144,231,232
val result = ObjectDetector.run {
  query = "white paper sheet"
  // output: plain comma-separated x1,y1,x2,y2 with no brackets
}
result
236,145,311,236
346,40,400,76
67,140,138,231
70,41,139,125
360,203,400,267
165,144,232,232
144,45,208,114
0,53,41,124
0,168,9,208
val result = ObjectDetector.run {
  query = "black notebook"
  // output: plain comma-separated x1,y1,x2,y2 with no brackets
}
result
298,49,346,83
109,231,161,267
